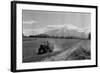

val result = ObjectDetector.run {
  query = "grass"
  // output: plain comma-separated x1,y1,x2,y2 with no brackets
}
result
22,37,90,63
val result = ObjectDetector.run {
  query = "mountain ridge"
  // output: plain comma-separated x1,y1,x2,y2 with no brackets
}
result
24,24,90,38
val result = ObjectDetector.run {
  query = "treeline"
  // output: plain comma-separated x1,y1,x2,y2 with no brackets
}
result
23,33,91,40
29,35,90,40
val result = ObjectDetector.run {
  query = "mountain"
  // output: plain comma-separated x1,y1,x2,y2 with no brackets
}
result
44,24,89,38
24,24,90,38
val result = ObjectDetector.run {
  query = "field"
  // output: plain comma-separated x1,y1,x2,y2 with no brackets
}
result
22,37,91,63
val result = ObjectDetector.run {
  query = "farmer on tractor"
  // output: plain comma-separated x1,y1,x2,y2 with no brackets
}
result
37,41,54,55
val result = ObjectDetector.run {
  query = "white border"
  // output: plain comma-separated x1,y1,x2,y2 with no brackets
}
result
16,4,96,70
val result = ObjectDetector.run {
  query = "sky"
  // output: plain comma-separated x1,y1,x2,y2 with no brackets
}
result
22,10,91,36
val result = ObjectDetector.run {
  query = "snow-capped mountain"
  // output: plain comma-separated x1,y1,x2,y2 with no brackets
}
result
24,24,90,38
44,24,90,38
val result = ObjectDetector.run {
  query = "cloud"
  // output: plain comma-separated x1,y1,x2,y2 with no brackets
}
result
23,28,47,36
23,20,37,25
46,24,80,30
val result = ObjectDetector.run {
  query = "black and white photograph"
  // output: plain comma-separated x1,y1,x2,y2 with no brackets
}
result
22,10,91,63
11,1,97,72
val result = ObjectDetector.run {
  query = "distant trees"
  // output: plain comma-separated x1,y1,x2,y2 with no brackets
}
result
28,33,90,40
29,34,49,38
28,35,87,40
